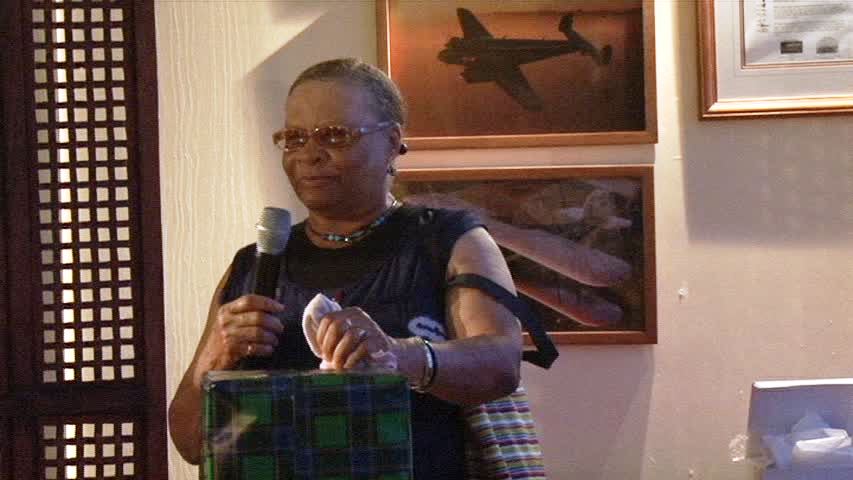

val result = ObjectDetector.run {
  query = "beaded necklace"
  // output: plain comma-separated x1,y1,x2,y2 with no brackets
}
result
306,198,402,244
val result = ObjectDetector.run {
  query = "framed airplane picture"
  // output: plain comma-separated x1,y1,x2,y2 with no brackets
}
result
394,165,657,345
377,0,657,149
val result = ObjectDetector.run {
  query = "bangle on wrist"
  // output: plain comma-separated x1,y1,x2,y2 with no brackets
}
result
410,337,437,393
421,339,437,390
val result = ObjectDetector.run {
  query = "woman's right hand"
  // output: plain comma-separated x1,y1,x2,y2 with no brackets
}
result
171,267,286,465
196,294,285,372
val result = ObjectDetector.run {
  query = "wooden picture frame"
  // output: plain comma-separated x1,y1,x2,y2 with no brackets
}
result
395,165,657,345
377,0,657,149
698,0,853,119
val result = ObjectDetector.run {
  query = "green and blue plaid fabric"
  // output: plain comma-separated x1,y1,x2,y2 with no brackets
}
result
202,370,412,480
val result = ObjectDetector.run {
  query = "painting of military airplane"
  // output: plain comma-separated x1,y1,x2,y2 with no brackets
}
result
438,8,613,111
379,0,651,145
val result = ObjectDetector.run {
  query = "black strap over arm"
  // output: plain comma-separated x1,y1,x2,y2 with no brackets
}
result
447,273,559,369
419,206,558,369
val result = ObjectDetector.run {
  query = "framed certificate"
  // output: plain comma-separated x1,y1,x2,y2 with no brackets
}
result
698,0,853,119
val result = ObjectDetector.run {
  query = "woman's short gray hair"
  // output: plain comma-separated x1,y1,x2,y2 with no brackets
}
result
289,58,407,127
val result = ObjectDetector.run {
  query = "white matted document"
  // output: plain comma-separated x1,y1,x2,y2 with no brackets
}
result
742,0,853,66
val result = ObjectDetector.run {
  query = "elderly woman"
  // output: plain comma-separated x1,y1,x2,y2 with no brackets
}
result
169,58,523,478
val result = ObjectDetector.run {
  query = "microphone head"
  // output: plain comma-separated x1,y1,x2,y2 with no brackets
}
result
255,207,291,254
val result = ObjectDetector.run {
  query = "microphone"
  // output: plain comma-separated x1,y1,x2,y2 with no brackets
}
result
252,207,291,297
242,207,290,370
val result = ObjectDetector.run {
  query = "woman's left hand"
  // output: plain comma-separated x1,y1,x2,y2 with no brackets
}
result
315,307,396,370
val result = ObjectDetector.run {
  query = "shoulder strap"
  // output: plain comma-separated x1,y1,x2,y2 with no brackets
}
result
420,207,558,369
447,274,558,369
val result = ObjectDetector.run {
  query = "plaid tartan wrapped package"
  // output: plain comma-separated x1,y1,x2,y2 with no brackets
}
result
202,369,412,480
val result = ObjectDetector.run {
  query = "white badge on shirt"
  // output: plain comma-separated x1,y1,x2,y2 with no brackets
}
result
407,315,447,342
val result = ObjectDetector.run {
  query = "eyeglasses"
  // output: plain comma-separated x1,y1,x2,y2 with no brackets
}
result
272,121,396,153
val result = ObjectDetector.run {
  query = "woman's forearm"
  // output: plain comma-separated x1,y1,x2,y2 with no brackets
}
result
169,268,232,465
431,334,520,405
168,372,205,465
395,333,521,406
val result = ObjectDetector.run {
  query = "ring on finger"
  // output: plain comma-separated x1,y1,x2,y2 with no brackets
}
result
353,327,368,344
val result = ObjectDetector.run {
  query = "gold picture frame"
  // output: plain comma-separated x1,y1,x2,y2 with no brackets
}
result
395,165,657,345
377,0,657,149
698,0,853,119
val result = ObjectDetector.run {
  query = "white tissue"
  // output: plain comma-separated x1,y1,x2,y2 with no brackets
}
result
793,431,853,467
789,411,831,441
302,293,341,362
301,293,397,371
761,411,853,470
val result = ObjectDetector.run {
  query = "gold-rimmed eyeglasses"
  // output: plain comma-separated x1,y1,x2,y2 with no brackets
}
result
272,121,396,153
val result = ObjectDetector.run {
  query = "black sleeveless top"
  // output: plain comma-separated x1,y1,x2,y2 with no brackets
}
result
221,204,484,479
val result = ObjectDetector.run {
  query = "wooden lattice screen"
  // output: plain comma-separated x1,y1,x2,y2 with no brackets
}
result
1,1,166,479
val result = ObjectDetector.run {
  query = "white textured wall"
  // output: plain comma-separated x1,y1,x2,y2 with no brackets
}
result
156,3,377,479
157,2,853,479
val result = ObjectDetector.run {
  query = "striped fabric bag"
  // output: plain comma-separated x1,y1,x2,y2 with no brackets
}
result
463,386,547,480
201,369,413,480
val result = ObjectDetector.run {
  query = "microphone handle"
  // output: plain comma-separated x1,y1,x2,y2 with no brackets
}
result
240,355,269,370
240,251,283,370
252,251,282,298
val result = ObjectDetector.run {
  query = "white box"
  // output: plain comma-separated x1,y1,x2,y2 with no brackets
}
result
748,378,853,480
